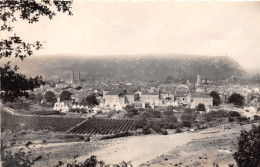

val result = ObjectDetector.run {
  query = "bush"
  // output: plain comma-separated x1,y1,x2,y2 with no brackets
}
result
85,95,99,105
228,93,245,106
101,132,132,140
142,126,152,135
128,108,138,115
228,117,235,122
44,91,56,103
233,125,260,167
60,90,72,101
181,108,197,125
196,103,206,112
229,111,241,117
210,91,221,106
175,127,182,133
162,130,168,135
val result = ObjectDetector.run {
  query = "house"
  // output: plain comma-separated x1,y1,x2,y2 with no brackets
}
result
103,91,126,110
174,91,187,104
189,93,213,112
160,91,174,100
53,98,72,113
125,93,135,104
140,92,160,108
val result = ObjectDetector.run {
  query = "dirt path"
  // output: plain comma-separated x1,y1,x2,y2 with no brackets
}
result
76,132,209,166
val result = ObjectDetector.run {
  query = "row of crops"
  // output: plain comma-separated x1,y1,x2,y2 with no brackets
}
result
68,118,137,135
1,109,85,132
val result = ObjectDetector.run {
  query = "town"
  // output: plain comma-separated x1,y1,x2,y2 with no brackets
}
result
1,71,260,166
33,71,259,117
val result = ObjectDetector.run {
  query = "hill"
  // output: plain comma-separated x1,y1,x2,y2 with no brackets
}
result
1,55,246,82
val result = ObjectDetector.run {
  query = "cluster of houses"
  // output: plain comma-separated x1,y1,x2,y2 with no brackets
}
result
33,72,260,115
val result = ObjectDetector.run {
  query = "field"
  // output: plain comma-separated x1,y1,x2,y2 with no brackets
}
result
68,118,136,135
1,109,85,132
3,123,255,167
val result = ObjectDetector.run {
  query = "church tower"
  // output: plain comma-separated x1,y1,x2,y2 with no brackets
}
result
196,74,202,86
71,71,75,83
78,71,81,83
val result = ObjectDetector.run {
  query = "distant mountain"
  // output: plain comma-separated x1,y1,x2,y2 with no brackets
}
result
2,55,246,82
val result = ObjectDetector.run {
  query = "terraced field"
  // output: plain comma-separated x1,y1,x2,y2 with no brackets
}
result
68,118,137,135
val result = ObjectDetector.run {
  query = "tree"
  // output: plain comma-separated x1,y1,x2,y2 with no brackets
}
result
125,104,134,111
85,95,98,105
181,108,197,127
210,91,221,106
166,105,174,112
1,62,44,103
60,90,72,101
233,125,260,167
44,91,55,102
0,1,73,103
196,103,206,112
228,93,245,106
128,108,138,115
75,86,82,90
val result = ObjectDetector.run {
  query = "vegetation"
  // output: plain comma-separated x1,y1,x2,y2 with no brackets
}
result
210,91,221,106
44,91,56,102
60,90,72,101
228,93,245,106
1,144,43,167
68,118,136,135
28,93,43,102
0,1,72,103
196,103,206,112
1,63,44,103
75,86,82,90
69,108,88,114
181,108,197,127
1,110,84,132
101,132,132,140
142,125,152,135
85,95,99,105
205,110,241,122
233,125,260,167
57,155,133,167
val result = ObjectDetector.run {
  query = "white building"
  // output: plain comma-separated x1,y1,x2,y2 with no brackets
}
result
53,98,72,113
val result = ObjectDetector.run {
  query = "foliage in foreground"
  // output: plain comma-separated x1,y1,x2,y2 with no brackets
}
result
1,142,132,167
0,63,44,103
1,0,73,103
233,124,260,167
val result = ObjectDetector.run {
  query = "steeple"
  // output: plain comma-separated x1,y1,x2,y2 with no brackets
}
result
71,71,75,83
78,71,81,82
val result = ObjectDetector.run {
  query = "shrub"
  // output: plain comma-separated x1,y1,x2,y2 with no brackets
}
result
229,111,241,117
175,127,182,133
162,130,168,135
182,121,191,128
128,108,138,115
181,108,197,125
233,125,260,167
196,103,206,112
44,91,56,103
228,117,235,122
100,132,132,140
85,95,99,105
59,90,72,101
142,126,152,135
210,91,221,106
228,93,245,106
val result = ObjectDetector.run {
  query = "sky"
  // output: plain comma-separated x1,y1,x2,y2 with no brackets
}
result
8,1,260,69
